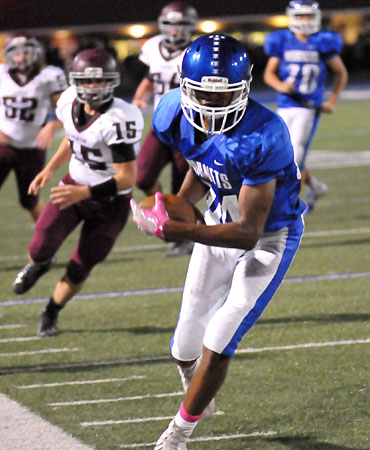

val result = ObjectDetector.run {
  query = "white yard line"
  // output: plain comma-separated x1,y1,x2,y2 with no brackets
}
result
17,375,146,389
0,324,24,329
0,393,94,450
306,150,370,168
0,336,40,343
50,391,184,407
81,411,224,427
236,338,370,355
303,227,370,237
1,225,370,264
120,430,277,448
0,347,80,357
1,270,369,308
0,338,368,375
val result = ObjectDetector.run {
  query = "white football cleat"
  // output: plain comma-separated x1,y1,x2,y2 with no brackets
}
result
305,178,328,213
178,360,215,418
154,419,192,450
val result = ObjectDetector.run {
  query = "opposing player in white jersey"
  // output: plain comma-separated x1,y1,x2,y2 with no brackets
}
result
0,32,67,222
131,34,305,448
13,48,144,337
263,0,348,212
133,1,198,256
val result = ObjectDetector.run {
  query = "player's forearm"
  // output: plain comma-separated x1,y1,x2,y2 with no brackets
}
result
164,220,260,251
113,161,136,191
46,136,71,171
177,169,208,204
328,72,348,105
132,79,154,105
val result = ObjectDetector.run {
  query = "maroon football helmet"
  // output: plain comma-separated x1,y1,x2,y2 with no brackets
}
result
158,1,198,49
69,48,120,105
3,32,43,71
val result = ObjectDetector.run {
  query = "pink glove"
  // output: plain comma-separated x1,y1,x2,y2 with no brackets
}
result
130,192,170,239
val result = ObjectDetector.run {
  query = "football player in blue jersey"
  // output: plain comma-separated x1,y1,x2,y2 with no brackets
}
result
263,0,348,213
131,34,305,449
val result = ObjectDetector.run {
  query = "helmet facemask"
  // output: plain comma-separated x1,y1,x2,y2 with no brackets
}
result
180,74,251,135
69,67,120,105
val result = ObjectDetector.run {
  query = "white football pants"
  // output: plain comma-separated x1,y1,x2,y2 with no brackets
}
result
278,107,316,168
171,217,304,360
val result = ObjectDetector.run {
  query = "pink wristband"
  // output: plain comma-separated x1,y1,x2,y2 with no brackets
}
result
179,402,203,422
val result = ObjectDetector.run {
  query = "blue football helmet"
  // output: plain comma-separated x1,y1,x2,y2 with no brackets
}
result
180,34,252,135
287,0,321,35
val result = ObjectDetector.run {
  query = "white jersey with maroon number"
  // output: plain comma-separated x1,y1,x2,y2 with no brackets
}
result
0,64,67,149
139,34,186,110
56,86,144,191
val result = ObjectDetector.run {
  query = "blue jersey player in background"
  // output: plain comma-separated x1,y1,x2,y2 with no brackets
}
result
264,0,348,213
131,33,305,449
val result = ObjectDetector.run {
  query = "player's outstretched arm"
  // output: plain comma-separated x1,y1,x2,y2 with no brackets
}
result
132,78,154,109
28,136,71,196
36,119,63,150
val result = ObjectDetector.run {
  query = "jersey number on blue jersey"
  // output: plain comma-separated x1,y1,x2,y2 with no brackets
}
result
288,63,320,94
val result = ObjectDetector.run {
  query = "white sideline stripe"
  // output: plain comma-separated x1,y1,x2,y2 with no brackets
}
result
0,338,367,375
0,347,80,357
236,338,370,354
0,336,40,343
0,324,24,329
18,375,146,389
1,225,370,265
0,243,168,262
49,391,184,407
120,430,277,448
1,270,370,308
0,393,93,450
81,411,224,427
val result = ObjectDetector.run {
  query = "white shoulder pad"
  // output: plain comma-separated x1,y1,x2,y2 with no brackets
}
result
56,86,76,121
41,65,68,93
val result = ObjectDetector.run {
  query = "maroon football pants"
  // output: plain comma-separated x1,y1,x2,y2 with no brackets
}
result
29,174,131,285
136,127,189,194
0,144,45,210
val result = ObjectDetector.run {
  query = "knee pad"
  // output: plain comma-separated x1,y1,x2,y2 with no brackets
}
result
66,260,90,285
20,194,38,211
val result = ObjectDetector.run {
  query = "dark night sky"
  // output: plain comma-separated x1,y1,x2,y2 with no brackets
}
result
2,0,369,32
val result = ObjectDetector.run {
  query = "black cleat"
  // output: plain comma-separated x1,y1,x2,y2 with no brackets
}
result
13,256,56,295
38,307,59,337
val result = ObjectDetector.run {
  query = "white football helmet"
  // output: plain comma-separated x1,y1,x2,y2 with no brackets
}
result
287,0,321,35
4,33,43,71
158,1,198,49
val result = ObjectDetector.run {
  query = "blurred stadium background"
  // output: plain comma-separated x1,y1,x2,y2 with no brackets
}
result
0,0,369,100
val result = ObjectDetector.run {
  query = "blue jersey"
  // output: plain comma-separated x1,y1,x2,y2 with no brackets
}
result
153,88,305,232
264,29,343,109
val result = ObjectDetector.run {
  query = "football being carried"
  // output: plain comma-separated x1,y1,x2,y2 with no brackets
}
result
131,192,203,239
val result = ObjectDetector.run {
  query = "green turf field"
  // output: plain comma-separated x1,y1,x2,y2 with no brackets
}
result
0,99,369,449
